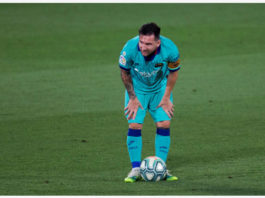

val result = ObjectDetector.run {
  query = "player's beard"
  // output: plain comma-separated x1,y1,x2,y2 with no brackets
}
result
142,48,156,58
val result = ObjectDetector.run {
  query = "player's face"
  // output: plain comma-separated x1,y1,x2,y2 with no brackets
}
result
139,34,161,57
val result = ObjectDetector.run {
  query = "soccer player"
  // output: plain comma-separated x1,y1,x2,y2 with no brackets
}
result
119,23,181,183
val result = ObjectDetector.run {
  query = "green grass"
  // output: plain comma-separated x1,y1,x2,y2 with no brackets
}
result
0,3,265,195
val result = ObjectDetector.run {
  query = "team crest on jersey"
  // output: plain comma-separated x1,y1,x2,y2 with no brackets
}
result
119,55,126,65
122,51,126,56
155,63,163,67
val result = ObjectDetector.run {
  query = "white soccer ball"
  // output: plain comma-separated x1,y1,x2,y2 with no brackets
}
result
140,156,167,182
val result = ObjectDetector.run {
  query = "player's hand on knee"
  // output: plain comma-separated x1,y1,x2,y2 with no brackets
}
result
157,98,174,118
124,97,143,120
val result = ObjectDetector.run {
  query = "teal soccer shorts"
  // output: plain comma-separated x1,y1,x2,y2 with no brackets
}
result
124,88,173,124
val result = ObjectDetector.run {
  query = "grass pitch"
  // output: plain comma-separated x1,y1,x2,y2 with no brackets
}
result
0,3,265,195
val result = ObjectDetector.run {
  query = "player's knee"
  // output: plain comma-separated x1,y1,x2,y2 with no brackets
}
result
156,121,170,128
129,123,143,130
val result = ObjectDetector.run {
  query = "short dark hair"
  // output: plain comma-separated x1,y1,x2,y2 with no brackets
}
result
139,22,161,40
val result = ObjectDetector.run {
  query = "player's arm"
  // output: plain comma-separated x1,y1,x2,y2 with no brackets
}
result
120,68,136,99
163,58,180,99
120,68,143,120
158,70,178,118
157,55,181,118
164,70,178,99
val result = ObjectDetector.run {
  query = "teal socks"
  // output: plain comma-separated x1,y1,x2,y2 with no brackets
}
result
127,128,170,167
127,128,142,168
155,128,170,162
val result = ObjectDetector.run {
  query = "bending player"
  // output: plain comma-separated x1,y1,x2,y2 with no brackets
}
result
119,23,181,183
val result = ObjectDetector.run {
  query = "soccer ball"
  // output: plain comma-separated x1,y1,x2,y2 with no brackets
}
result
140,156,167,182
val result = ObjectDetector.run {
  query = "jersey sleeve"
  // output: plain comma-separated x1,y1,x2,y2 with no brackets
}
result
119,42,133,71
167,41,181,72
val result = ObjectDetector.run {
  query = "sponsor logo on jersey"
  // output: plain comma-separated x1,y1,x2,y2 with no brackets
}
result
134,68,161,78
119,55,126,66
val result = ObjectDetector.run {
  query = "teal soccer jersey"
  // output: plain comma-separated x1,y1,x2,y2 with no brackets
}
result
119,35,181,94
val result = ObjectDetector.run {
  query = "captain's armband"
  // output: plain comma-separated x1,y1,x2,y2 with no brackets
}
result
168,59,181,72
